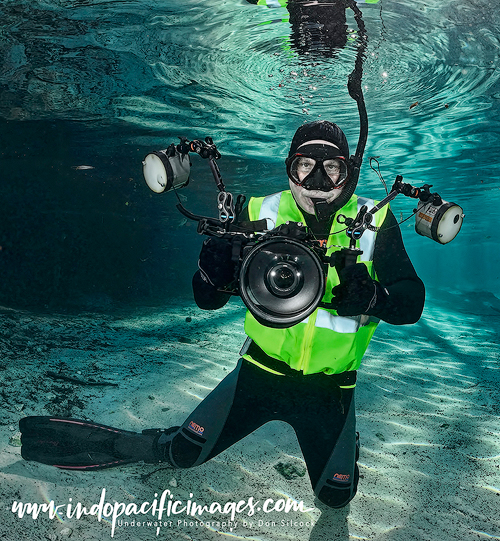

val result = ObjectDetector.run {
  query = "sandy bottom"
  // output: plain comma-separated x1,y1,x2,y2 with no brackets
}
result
1,288,499,541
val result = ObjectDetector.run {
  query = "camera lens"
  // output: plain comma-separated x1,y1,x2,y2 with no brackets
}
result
274,266,295,289
239,237,325,328
265,261,302,297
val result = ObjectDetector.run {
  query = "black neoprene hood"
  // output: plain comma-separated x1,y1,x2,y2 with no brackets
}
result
287,120,358,218
288,121,350,159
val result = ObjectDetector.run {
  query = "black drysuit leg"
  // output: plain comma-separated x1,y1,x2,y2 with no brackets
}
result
163,359,359,509
166,358,274,468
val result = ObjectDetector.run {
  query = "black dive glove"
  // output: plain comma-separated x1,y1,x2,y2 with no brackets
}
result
330,263,387,316
198,237,236,289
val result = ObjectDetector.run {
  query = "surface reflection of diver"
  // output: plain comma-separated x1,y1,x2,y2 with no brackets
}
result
290,0,349,54
247,0,380,57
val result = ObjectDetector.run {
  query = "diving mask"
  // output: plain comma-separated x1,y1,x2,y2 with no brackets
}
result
286,143,349,192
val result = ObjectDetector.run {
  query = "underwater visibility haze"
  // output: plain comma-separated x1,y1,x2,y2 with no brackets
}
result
0,0,500,540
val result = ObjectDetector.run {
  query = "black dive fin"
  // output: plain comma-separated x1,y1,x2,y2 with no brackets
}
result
19,416,163,471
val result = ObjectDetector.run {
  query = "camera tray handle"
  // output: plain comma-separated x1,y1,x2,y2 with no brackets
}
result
329,247,363,274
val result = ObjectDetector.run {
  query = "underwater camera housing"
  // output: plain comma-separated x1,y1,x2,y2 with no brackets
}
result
237,223,327,328
141,137,331,327
143,139,464,329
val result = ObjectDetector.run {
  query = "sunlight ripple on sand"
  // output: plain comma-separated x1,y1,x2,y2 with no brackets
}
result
470,531,500,539
481,486,500,494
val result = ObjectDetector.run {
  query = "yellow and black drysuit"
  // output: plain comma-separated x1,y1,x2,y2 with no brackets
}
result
162,189,425,509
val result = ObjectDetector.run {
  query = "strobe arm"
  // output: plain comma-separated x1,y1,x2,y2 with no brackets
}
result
390,175,443,206
181,136,237,224
341,175,445,246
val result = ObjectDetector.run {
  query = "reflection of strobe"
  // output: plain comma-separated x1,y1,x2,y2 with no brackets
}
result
333,175,465,270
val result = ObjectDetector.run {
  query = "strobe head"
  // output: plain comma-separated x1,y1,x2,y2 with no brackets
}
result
239,237,325,328
143,144,190,194
415,200,464,244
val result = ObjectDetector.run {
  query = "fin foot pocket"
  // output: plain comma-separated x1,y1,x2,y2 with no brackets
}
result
19,416,173,471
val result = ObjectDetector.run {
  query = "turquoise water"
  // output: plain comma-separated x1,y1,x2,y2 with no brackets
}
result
1,1,500,540
1,0,499,307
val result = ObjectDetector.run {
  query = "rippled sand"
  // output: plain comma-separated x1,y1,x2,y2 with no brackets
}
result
1,290,499,540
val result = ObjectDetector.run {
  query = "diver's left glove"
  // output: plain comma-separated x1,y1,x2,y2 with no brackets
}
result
330,263,388,316
198,237,236,289
19,416,176,471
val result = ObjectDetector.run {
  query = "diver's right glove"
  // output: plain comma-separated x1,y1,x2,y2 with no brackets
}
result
198,237,236,289
330,263,388,316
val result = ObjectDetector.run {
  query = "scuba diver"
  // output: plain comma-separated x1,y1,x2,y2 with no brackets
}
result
19,120,425,509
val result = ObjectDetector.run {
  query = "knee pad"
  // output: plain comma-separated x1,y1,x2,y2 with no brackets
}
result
316,464,359,509
169,430,206,468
